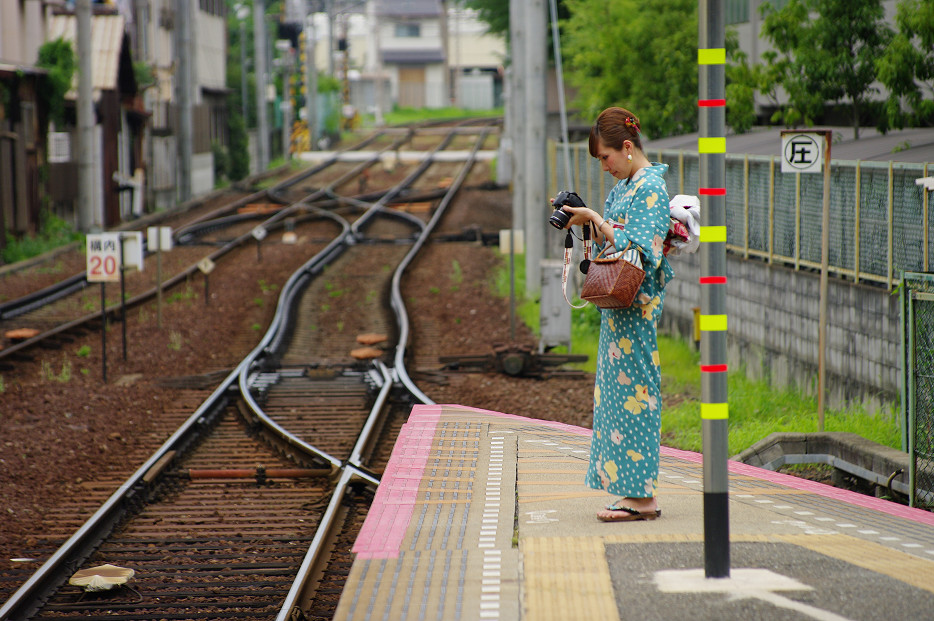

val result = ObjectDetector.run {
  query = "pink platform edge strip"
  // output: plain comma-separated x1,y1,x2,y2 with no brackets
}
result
352,405,934,559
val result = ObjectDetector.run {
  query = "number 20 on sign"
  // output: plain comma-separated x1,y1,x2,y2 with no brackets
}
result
86,233,122,283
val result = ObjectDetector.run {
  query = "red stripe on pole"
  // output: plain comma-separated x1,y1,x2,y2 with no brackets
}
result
698,99,726,107
699,188,727,195
701,364,728,373
699,276,727,284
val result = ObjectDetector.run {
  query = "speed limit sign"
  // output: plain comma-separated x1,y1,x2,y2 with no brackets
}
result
86,233,122,282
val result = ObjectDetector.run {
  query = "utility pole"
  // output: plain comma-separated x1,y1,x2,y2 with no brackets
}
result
304,13,318,149
509,0,526,285
175,0,192,202
699,0,730,579
76,0,96,231
326,0,335,77
254,0,270,171
277,40,294,160
238,4,249,121
524,0,547,294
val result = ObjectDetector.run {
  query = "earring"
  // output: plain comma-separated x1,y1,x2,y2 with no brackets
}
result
627,154,632,161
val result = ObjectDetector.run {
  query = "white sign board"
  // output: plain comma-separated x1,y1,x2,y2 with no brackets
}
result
147,226,173,252
121,232,144,272
197,257,216,274
48,132,71,163
781,132,824,174
252,226,268,241
86,233,122,282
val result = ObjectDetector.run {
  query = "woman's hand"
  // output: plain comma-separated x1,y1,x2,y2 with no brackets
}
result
555,205,597,229
551,203,615,245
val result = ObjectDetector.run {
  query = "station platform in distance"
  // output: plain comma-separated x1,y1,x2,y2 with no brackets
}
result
333,405,934,621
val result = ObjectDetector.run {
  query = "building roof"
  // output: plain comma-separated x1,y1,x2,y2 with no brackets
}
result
377,0,441,18
645,126,934,164
382,48,445,65
47,14,132,100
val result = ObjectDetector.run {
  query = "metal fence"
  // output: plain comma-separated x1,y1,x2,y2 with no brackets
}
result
901,272,934,508
548,141,933,288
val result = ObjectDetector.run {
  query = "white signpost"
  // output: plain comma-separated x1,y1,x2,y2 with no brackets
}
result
781,130,832,430
148,226,173,328
86,233,122,381
86,233,122,283
781,131,824,174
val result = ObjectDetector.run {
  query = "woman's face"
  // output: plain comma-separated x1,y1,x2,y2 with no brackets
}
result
594,139,631,180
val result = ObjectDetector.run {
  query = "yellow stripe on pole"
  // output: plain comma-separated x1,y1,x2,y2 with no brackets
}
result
701,402,729,420
700,314,727,332
700,226,727,243
698,137,726,153
698,48,726,65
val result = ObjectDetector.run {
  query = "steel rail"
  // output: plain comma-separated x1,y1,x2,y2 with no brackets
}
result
391,126,494,404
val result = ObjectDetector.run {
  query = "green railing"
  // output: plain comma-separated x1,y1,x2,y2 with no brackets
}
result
901,272,934,508
548,141,933,289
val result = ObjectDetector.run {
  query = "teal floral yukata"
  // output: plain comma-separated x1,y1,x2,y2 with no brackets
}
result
585,163,674,499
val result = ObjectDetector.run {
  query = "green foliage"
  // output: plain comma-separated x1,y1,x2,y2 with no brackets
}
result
317,74,341,93
76,345,91,357
761,0,893,138
462,0,511,38
382,106,503,126
42,358,72,383
211,141,229,183
725,29,758,134
36,37,76,126
228,111,250,181
876,0,934,130
133,61,156,90
561,0,697,139
2,211,82,263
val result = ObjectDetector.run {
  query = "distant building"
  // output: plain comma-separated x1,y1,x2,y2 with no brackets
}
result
0,2,56,244
304,0,505,117
0,0,230,241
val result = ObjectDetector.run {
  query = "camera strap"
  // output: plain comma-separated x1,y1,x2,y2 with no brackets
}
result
561,224,593,309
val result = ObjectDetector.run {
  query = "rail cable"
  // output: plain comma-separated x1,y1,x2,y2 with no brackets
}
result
0,121,494,621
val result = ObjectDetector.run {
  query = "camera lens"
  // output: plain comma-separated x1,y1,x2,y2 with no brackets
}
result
549,208,571,229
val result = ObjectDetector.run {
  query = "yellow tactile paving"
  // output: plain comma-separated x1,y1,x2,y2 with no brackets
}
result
779,533,934,595
522,536,619,621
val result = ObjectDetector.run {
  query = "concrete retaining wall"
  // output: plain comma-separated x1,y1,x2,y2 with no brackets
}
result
660,252,899,412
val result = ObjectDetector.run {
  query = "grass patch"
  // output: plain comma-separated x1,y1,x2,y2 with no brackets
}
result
378,106,503,126
2,212,82,263
492,252,901,457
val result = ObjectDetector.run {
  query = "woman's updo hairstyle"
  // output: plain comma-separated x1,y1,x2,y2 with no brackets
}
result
588,107,642,157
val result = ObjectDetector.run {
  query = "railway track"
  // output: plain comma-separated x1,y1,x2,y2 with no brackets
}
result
0,120,498,621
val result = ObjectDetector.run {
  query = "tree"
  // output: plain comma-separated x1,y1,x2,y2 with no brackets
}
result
725,29,757,135
759,0,826,128
561,0,697,139
35,38,76,127
761,0,893,139
877,0,934,130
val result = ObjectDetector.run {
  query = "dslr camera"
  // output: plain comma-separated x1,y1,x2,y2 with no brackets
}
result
549,190,586,229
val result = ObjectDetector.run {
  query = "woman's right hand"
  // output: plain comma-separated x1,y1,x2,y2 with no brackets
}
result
556,205,598,229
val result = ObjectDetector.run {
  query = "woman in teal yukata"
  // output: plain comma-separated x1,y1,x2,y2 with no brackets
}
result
555,107,674,522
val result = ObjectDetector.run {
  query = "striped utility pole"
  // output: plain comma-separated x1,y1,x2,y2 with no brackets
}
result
698,0,730,578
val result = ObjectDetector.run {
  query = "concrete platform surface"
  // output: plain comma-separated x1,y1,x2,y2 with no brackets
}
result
333,404,934,620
